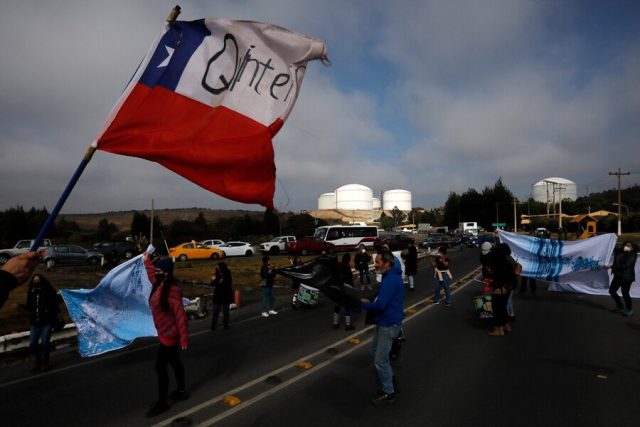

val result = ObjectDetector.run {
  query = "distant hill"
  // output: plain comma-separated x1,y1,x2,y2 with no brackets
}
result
60,208,264,232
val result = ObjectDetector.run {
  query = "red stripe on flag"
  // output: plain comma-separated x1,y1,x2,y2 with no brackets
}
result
97,84,276,209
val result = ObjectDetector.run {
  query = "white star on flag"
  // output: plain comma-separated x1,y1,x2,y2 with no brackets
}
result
157,46,174,68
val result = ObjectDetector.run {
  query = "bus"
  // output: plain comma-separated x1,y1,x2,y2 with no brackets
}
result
313,225,379,251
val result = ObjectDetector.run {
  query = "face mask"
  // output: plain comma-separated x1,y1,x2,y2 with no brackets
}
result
623,246,632,252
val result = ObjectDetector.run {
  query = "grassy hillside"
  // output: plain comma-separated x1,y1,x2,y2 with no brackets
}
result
60,208,264,232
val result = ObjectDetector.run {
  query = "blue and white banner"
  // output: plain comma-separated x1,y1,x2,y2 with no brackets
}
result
61,255,157,357
497,230,639,297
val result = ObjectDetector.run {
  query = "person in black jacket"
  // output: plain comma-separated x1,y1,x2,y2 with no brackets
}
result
210,262,234,330
488,243,516,336
25,274,61,371
402,242,418,291
606,241,637,317
354,248,372,290
333,253,355,330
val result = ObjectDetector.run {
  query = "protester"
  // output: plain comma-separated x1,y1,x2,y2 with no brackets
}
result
260,255,277,317
334,253,355,330
210,262,233,330
361,250,404,406
402,241,418,291
354,248,372,290
144,252,189,417
290,256,302,309
21,274,61,372
480,242,494,294
488,243,517,336
431,246,452,306
0,252,39,309
606,241,637,317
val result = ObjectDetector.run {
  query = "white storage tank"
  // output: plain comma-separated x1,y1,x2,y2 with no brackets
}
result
372,197,381,209
532,178,577,203
383,189,412,211
335,184,373,210
318,192,336,210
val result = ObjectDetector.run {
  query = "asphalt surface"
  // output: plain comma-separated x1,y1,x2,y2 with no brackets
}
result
1,248,639,427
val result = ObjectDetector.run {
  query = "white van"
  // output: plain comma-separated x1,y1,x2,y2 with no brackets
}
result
313,225,378,251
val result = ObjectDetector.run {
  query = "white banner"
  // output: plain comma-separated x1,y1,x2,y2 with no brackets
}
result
497,230,639,298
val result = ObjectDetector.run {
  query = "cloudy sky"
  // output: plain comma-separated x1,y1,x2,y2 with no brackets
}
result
1,0,639,214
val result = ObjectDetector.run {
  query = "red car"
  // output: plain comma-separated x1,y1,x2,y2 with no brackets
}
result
285,237,335,256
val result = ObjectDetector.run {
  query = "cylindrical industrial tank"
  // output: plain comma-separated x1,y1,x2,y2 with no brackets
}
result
372,197,381,209
318,192,336,210
532,178,577,203
383,189,412,211
335,184,373,210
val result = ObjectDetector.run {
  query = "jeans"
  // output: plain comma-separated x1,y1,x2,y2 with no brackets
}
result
155,344,185,403
262,287,274,312
370,324,401,394
433,275,451,304
29,323,52,363
211,303,230,329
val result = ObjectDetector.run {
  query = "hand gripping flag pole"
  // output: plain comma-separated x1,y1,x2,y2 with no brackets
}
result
29,6,183,252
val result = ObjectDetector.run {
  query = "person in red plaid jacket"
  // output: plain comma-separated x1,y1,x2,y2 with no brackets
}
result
144,247,189,417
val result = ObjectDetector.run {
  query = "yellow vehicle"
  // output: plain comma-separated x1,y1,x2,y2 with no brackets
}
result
169,241,224,261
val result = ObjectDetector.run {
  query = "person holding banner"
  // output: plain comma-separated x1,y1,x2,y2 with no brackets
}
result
0,252,39,310
488,243,517,336
144,252,189,417
606,241,637,317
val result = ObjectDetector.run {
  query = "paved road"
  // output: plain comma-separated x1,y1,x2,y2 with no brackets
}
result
2,248,638,426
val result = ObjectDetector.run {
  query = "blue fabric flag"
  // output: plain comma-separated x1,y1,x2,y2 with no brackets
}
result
61,254,157,357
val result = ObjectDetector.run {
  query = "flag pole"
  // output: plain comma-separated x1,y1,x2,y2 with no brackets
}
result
30,6,183,252
30,145,97,251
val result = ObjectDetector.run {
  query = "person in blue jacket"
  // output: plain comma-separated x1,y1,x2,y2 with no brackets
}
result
361,250,404,406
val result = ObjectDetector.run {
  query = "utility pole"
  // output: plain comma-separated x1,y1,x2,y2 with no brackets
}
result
150,199,154,245
609,168,630,236
513,197,517,233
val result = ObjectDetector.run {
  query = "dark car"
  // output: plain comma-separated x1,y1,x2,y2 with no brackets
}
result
535,228,551,239
92,241,138,260
285,237,335,256
467,234,496,248
374,234,415,251
419,234,457,249
40,244,104,267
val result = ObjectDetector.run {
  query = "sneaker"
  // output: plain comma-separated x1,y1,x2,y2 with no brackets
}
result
170,390,189,401
332,323,340,329
370,391,396,406
409,287,415,292
146,401,170,417
268,309,278,315
261,312,269,318
345,324,355,331
622,309,634,317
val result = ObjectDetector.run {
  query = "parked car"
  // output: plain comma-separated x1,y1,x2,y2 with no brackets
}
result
169,242,225,261
419,234,457,249
535,227,551,238
200,239,225,248
373,234,415,251
0,239,52,265
92,241,138,260
40,244,104,267
285,237,335,256
218,241,255,257
259,235,296,254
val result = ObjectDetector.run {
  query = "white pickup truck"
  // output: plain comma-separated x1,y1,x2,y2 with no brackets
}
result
259,235,296,254
0,239,53,265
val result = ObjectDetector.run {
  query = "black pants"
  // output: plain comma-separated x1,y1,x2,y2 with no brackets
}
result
520,276,537,294
609,277,632,310
211,303,230,329
492,292,509,327
358,268,370,284
155,344,185,403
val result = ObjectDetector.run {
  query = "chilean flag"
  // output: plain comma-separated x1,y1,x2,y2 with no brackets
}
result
94,19,327,209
